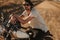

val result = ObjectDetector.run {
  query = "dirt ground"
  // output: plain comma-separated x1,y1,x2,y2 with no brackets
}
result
35,1,60,40
0,0,60,40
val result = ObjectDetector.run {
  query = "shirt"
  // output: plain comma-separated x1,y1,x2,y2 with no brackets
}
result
21,8,48,32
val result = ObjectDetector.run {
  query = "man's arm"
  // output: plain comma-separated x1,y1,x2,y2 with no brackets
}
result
14,14,34,24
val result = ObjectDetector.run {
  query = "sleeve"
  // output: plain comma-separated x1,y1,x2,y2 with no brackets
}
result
32,8,46,25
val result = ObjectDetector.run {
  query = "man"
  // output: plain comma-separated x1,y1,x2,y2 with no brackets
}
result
20,0,49,32
21,0,53,40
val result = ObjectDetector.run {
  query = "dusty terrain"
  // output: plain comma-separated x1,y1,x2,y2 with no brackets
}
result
35,1,60,40
0,0,60,40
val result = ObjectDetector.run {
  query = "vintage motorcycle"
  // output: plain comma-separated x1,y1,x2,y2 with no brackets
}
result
1,20,53,40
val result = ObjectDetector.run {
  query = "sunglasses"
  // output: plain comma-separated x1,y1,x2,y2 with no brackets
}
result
23,4,30,6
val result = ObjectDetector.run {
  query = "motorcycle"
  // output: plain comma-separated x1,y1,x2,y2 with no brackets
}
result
2,20,53,40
